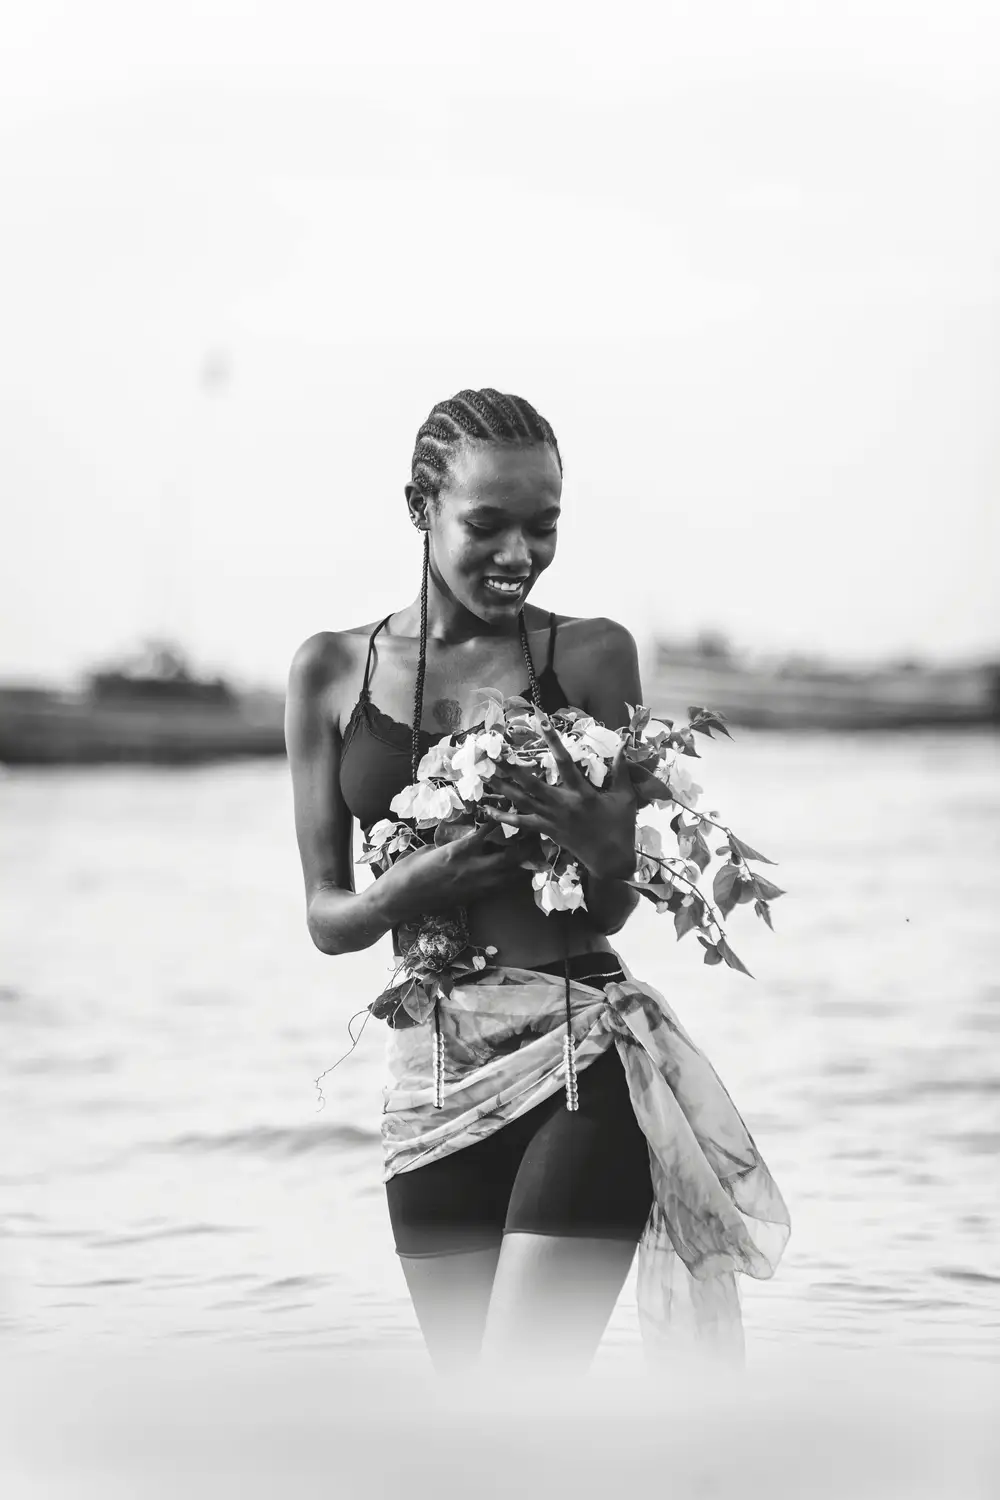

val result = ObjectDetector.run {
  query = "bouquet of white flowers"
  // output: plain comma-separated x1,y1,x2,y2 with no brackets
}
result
361,691,784,1018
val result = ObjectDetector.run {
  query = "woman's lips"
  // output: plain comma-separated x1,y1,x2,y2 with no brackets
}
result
482,576,528,597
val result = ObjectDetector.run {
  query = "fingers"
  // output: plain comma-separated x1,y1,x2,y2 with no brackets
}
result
609,743,631,790
537,718,586,787
481,805,545,834
492,778,540,814
458,820,496,846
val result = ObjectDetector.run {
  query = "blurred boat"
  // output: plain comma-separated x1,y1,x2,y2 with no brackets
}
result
0,641,285,766
645,636,1000,731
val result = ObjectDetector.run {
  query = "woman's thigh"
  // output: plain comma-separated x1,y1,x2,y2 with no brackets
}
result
397,1245,502,1374
481,1045,654,1369
504,1043,654,1241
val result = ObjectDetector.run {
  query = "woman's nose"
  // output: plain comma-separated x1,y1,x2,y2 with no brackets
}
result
493,533,531,569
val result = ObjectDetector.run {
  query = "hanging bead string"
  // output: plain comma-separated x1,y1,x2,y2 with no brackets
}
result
433,1005,445,1109
561,922,579,1112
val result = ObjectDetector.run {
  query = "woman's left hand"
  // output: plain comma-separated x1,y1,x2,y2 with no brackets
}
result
482,719,637,882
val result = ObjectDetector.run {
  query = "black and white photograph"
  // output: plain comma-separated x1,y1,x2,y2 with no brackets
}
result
1,3,997,1495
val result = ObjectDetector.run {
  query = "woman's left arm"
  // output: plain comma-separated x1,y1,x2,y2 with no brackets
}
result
485,617,643,933
574,619,642,934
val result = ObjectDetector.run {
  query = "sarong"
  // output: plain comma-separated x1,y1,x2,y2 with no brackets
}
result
380,960,791,1360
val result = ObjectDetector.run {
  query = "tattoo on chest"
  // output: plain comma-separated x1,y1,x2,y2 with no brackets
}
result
431,698,463,731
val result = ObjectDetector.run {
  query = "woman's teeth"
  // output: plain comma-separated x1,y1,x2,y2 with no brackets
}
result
484,577,525,596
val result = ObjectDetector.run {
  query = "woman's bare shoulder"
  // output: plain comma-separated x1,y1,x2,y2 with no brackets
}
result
546,612,638,662
286,621,386,701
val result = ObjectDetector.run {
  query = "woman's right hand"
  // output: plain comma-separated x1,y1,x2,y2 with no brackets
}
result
375,822,526,920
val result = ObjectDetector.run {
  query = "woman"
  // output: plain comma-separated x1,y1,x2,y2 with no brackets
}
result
285,389,789,1374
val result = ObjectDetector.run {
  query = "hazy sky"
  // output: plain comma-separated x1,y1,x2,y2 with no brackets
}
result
2,0,998,686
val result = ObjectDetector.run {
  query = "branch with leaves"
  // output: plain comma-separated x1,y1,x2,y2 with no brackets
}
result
360,695,784,1005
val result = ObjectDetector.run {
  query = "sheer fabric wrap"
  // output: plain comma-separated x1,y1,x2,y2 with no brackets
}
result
381,962,790,1361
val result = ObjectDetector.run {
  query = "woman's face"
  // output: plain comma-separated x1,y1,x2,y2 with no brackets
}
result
415,442,562,623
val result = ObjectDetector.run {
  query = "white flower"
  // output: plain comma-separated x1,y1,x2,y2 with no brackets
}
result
657,749,703,807
476,730,504,760
389,783,420,819
574,717,623,760
472,954,486,970
416,736,457,781
531,863,587,914
451,734,501,802
452,749,486,802
367,817,399,849
390,781,463,824
634,824,663,883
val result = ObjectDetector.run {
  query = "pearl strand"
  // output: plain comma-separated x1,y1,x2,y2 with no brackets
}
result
432,1000,444,1110
563,1030,579,1111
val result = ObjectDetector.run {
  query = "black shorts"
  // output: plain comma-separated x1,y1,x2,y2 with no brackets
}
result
385,951,654,1258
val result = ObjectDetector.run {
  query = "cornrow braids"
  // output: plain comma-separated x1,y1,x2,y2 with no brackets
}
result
410,388,563,506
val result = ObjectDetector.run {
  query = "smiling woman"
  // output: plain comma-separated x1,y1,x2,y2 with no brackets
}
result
284,387,789,1375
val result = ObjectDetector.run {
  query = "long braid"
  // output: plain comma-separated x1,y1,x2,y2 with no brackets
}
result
411,531,430,781
517,611,540,711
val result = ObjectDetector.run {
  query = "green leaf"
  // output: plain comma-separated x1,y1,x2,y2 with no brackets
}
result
674,901,699,941
691,723,715,739
729,834,777,865
689,826,712,873
701,942,723,966
630,705,652,735
715,845,732,857
689,706,733,740
735,880,756,905
718,938,753,978
628,763,674,807
712,863,741,917
434,819,474,846
629,879,671,904
751,874,787,902
472,686,506,706
754,899,774,931
668,730,701,758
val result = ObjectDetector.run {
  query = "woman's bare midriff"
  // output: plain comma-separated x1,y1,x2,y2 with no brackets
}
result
390,876,615,969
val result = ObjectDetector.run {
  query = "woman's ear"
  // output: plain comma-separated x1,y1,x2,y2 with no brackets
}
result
404,483,430,531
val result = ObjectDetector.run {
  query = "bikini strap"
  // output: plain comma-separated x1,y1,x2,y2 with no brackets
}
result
360,614,392,700
545,611,559,672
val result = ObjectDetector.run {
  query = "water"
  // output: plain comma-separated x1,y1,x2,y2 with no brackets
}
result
2,731,998,1367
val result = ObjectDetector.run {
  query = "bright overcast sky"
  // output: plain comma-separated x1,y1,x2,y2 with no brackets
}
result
2,0,998,685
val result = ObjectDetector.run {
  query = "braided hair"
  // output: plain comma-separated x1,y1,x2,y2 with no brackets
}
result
410,388,562,509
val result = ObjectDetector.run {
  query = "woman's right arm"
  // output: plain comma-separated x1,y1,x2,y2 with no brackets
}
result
285,632,395,954
285,633,525,956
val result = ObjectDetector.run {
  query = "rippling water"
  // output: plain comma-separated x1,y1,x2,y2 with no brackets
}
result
1,731,998,1367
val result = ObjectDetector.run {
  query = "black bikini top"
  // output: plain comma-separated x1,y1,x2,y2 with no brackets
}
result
339,611,570,834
